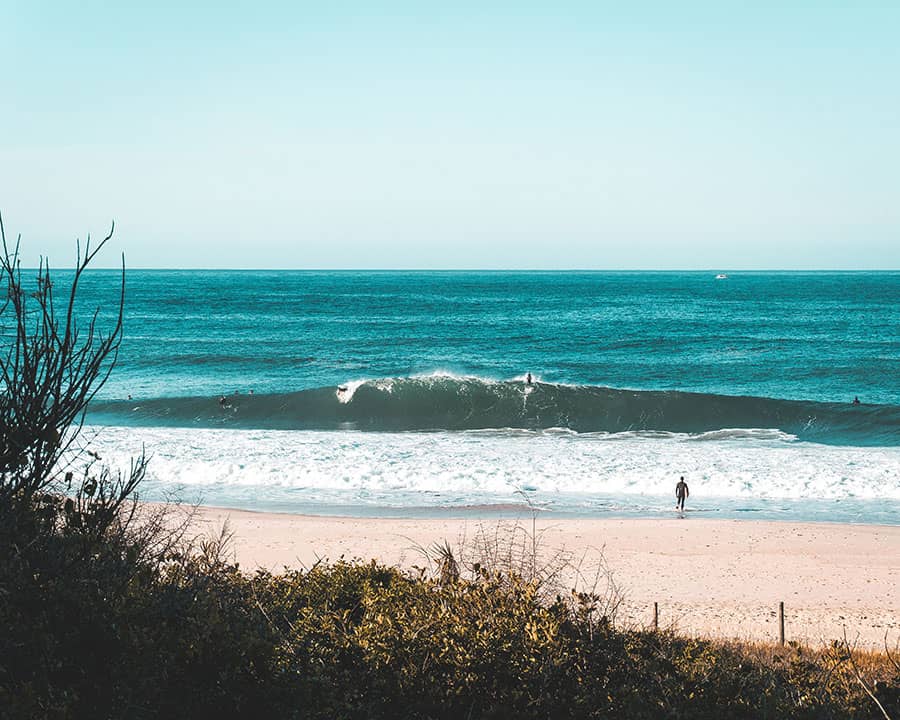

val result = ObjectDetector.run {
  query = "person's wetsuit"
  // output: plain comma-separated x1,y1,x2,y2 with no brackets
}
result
675,480,689,511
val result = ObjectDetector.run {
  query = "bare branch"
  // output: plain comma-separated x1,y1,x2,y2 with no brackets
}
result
843,629,893,720
0,219,124,506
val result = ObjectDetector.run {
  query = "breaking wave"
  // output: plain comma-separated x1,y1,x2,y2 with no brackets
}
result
87,374,900,446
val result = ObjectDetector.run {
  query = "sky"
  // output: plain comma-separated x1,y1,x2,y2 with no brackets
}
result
1,1,898,269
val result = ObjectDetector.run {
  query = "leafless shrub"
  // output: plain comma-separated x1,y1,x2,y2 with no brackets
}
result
0,214,124,507
0,215,179,567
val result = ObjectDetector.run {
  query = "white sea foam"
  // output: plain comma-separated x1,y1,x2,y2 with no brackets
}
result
685,428,798,442
81,425,900,518
335,379,368,403
336,372,473,404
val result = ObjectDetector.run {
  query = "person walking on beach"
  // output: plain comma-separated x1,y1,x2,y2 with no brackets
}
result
675,476,689,511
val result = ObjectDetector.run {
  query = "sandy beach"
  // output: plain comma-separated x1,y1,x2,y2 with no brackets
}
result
184,506,900,650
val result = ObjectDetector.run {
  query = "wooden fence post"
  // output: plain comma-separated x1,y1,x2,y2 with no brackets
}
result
778,601,785,646
653,602,658,631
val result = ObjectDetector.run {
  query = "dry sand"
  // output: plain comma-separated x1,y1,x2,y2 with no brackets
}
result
184,505,900,650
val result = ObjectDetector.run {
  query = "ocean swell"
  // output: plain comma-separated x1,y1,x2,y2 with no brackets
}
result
87,374,900,446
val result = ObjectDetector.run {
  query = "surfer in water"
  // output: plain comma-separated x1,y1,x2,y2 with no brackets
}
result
525,372,533,386
675,476,689,512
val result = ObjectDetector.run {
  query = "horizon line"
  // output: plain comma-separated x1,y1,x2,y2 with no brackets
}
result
39,266,900,273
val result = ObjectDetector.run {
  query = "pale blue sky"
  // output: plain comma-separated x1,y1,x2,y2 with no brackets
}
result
1,1,898,268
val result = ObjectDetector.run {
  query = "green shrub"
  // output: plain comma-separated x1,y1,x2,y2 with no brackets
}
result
3,512,899,720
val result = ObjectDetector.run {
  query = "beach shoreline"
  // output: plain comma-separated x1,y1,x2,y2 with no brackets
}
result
176,503,900,650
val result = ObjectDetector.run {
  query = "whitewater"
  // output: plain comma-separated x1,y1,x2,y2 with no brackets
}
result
72,270,899,523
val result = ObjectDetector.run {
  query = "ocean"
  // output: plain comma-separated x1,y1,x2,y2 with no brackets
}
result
76,270,900,523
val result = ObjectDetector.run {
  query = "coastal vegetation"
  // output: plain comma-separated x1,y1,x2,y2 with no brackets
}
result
1,224,898,719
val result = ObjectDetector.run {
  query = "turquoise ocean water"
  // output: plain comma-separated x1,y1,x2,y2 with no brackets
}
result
73,270,899,523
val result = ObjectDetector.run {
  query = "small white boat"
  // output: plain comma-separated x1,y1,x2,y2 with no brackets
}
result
715,273,728,280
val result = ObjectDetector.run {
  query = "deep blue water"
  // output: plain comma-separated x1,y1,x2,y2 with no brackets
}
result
34,269,898,520
69,270,899,445
79,270,898,401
